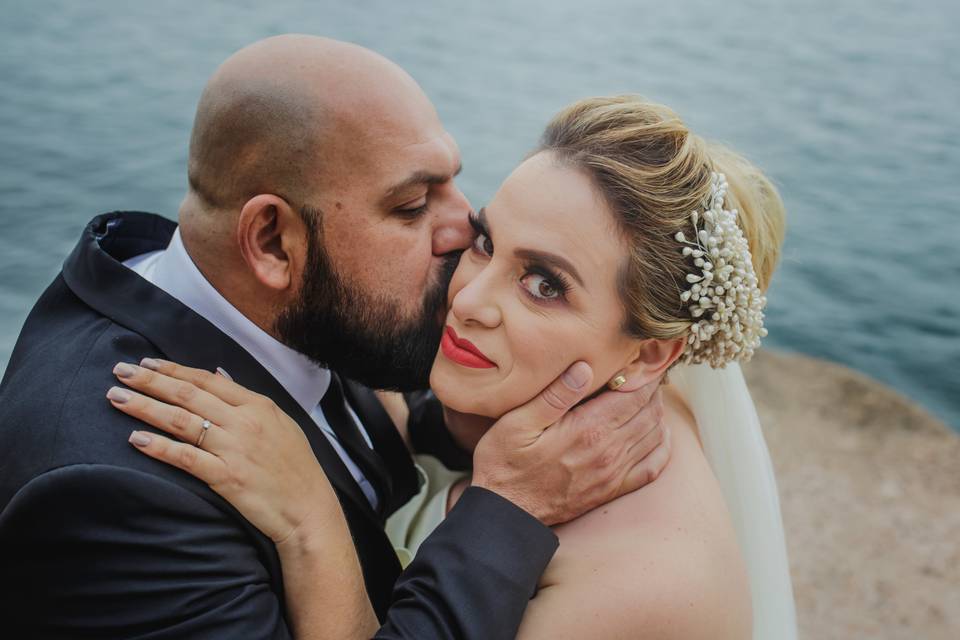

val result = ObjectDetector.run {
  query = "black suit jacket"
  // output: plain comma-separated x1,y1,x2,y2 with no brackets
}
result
0,212,557,639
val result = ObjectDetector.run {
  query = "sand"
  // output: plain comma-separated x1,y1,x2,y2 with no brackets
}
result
743,350,959,639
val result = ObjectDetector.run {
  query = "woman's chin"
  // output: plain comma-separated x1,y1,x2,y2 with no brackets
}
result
429,360,501,418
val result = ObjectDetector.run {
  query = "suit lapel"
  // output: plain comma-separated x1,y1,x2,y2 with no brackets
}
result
61,212,382,528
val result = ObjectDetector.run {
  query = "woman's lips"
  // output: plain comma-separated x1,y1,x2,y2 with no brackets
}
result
440,326,496,369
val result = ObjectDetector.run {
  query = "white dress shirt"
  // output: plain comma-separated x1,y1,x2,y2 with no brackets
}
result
124,228,379,508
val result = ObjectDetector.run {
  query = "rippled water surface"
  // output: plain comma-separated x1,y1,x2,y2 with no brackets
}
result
1,0,957,428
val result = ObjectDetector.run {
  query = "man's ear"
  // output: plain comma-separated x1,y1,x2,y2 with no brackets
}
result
236,194,308,293
615,337,686,392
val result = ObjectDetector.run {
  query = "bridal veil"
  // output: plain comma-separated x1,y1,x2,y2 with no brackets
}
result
670,363,798,639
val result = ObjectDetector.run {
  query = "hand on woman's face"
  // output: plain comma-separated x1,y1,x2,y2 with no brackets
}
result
429,152,642,418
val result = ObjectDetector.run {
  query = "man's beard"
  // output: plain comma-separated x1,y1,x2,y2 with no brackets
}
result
275,211,459,392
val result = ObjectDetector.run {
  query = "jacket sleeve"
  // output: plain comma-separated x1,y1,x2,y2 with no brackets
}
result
0,464,292,640
377,487,558,640
0,467,556,640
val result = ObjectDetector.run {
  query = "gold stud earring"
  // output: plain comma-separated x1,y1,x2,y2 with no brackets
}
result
608,374,627,390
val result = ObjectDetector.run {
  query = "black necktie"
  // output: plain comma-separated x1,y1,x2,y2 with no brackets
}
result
320,373,391,513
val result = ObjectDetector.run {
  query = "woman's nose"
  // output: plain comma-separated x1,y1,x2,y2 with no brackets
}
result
450,264,502,329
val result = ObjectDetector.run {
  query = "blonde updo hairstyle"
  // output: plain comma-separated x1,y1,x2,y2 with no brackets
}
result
536,95,786,349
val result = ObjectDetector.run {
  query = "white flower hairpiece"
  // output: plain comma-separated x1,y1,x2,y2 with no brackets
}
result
675,172,767,368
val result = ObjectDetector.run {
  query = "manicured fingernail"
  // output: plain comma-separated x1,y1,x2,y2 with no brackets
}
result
129,431,152,447
113,363,136,378
107,386,132,403
562,361,591,389
140,358,160,371
216,367,233,380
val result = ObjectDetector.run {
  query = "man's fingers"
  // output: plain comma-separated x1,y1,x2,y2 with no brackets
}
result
623,416,666,465
567,377,661,439
499,361,594,434
127,430,227,485
139,358,256,406
112,362,235,426
612,373,658,396
620,377,660,407
620,429,672,495
616,387,664,436
108,386,228,450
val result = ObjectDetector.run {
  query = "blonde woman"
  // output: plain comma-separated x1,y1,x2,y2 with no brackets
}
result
111,96,796,639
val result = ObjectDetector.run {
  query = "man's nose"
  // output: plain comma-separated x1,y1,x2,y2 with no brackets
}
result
432,183,474,256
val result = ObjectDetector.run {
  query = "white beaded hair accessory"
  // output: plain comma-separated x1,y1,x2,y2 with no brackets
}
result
675,172,767,368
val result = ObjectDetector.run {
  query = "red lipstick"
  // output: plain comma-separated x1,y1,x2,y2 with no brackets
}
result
440,326,496,369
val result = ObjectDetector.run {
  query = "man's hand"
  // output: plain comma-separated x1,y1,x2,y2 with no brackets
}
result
471,362,669,526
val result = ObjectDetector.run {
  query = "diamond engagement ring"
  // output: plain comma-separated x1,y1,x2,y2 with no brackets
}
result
196,419,212,447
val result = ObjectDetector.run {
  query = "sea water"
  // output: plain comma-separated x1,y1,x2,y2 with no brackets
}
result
1,0,957,428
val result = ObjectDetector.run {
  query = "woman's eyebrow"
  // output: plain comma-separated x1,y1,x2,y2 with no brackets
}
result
513,248,584,287
478,207,584,287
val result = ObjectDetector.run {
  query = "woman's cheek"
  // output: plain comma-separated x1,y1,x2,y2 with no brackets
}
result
504,321,579,404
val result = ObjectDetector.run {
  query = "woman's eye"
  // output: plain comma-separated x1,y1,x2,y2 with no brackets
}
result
472,232,494,256
520,273,560,300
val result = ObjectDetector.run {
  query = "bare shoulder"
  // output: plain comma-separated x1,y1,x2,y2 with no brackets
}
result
517,386,751,640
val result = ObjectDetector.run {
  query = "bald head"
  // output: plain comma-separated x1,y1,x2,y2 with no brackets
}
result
174,36,470,382
186,35,438,214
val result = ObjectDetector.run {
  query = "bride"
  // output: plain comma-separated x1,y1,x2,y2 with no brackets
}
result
109,95,796,638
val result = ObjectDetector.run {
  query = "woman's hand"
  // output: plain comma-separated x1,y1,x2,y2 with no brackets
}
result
107,358,333,546
107,357,379,639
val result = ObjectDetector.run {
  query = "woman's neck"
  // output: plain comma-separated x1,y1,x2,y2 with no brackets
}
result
442,406,497,453
440,407,496,515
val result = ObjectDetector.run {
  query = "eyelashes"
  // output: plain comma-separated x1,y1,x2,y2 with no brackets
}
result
521,265,571,302
468,210,487,236
469,211,494,256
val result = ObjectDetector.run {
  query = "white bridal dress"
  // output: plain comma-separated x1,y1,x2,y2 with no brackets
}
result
387,363,798,639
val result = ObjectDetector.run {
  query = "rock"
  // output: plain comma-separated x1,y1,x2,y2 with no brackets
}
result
743,350,960,640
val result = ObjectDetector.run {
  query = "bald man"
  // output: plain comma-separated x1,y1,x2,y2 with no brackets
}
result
0,36,666,639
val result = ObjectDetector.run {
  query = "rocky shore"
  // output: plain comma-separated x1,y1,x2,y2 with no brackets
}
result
744,350,959,639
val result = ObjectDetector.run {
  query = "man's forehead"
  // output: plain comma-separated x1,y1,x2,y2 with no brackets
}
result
317,104,459,197
375,131,461,192
398,130,460,170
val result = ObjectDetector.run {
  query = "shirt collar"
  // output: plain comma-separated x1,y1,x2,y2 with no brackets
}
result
137,228,331,412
